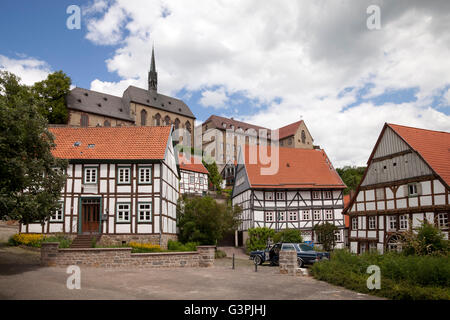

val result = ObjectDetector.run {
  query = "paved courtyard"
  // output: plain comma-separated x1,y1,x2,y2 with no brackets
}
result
0,242,382,300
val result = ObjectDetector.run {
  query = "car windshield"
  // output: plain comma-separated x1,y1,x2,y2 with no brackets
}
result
297,244,314,251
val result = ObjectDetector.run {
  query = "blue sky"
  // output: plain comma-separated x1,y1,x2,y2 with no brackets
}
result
1,0,449,166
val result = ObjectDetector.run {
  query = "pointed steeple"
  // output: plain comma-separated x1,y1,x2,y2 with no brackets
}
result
148,46,157,92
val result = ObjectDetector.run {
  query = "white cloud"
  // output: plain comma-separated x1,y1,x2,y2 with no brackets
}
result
0,54,51,85
444,89,450,106
83,0,450,166
199,87,228,109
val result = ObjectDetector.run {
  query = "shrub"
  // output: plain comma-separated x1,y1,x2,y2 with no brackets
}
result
215,250,227,259
402,220,449,256
9,233,43,247
313,222,338,251
273,229,303,244
246,227,275,253
167,240,198,252
42,234,72,248
311,249,450,300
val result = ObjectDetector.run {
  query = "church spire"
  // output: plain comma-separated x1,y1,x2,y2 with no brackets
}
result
148,46,157,92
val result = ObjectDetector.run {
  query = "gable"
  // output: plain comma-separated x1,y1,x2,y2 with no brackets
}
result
372,126,409,159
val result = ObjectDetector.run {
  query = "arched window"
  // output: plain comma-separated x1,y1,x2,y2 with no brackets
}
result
154,113,161,126
185,121,191,133
80,114,89,127
386,235,404,252
164,115,171,126
141,109,147,126
301,130,306,144
174,118,180,129
104,120,111,127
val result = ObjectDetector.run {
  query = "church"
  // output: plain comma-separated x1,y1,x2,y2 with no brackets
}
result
64,48,196,146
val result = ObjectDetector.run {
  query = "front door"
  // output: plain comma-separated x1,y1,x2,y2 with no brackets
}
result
81,199,101,234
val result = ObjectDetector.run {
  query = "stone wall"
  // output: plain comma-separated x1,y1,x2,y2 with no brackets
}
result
279,250,298,275
41,243,215,268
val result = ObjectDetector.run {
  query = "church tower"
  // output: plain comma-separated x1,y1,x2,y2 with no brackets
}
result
148,46,157,92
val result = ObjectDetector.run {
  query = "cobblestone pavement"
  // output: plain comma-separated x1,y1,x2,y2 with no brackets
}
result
0,245,383,300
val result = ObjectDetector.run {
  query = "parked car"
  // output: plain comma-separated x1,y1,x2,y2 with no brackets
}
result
249,243,330,267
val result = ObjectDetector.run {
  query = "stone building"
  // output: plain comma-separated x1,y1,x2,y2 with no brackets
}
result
64,48,195,146
344,123,449,254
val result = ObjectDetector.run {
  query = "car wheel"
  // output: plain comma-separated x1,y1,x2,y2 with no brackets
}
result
254,255,262,265
297,258,304,268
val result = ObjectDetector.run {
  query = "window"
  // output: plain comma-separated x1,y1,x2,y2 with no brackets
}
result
334,231,341,242
116,203,130,222
138,203,152,222
408,183,418,196
301,130,306,144
289,211,298,221
399,215,408,230
104,120,111,127
313,210,321,220
174,118,180,129
368,216,376,229
189,175,195,184
437,213,448,229
389,216,397,230
312,191,320,199
278,212,286,221
288,137,293,145
199,177,204,185
276,192,285,200
154,113,161,126
140,109,147,126
325,210,333,220
369,242,377,252
84,167,97,184
352,217,358,230
265,212,274,222
164,115,171,125
50,202,64,222
117,167,131,184
376,188,384,200
265,192,274,200
302,210,310,220
138,167,152,184
80,114,89,127
324,191,332,199
185,121,191,133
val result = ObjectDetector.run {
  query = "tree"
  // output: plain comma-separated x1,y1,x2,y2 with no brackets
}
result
177,196,241,245
0,71,67,223
403,220,449,256
313,222,338,251
31,70,71,124
203,160,223,192
336,166,366,195
273,229,303,244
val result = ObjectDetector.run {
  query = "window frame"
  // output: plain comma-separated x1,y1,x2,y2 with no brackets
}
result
302,210,310,220
116,202,131,223
437,213,448,229
117,166,132,185
325,209,333,220
50,201,64,222
138,166,152,185
137,202,152,223
408,183,418,197
265,192,274,201
83,166,98,184
352,217,358,230
289,211,298,221
312,191,321,199
276,192,285,201
399,215,408,230
265,211,274,222
278,211,286,222
313,210,321,221
368,216,376,229
389,216,397,231
324,191,332,199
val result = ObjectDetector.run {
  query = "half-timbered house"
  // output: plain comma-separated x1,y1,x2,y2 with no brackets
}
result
232,145,347,248
344,123,450,254
178,154,209,195
19,126,179,248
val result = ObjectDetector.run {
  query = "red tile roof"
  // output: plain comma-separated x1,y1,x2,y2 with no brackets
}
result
49,126,171,160
241,145,346,189
278,120,303,139
388,123,450,186
178,154,209,174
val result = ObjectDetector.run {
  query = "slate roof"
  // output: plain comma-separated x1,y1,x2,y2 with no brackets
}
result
178,154,209,174
240,145,346,189
204,115,271,133
388,123,450,186
49,126,172,160
66,85,195,122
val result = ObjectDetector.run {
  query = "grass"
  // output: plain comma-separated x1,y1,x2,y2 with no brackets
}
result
310,249,450,300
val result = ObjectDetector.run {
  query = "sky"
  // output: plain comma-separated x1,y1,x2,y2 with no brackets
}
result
1,0,449,167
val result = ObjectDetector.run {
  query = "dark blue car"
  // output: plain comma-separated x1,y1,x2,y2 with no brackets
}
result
250,243,330,267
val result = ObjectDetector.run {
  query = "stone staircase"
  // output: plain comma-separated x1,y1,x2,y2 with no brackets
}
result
70,234,101,248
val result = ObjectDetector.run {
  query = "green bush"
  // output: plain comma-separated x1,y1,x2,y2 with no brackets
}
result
273,229,303,244
403,220,449,256
246,227,275,253
215,250,227,259
311,249,450,300
167,240,198,252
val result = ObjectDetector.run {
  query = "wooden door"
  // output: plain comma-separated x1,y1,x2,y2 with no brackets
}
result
81,199,100,234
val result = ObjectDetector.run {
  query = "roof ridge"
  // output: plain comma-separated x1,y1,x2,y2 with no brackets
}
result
388,123,450,134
